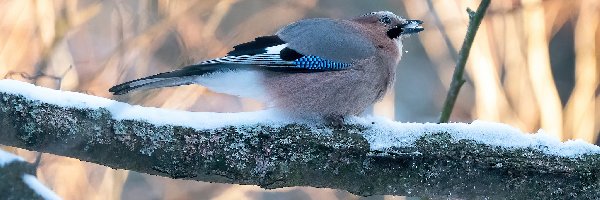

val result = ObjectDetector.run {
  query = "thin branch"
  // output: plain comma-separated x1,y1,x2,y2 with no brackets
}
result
439,0,491,123
0,155,43,199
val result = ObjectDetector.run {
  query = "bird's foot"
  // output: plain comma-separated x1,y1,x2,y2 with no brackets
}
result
325,115,346,128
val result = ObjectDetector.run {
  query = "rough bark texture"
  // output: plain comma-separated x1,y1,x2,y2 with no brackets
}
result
1,91,600,199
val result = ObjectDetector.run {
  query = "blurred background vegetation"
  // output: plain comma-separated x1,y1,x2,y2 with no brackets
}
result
0,0,598,199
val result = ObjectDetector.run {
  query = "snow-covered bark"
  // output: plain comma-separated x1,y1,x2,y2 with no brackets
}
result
0,150,61,200
1,79,599,199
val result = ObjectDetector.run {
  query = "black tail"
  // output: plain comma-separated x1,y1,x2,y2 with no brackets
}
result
109,63,247,95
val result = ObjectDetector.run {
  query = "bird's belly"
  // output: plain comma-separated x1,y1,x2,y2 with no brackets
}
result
263,70,385,118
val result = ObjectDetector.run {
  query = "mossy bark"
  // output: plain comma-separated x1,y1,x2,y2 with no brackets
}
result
1,92,599,199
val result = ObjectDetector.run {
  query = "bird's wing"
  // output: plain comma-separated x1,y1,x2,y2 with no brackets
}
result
198,18,376,72
276,18,376,64
109,18,376,94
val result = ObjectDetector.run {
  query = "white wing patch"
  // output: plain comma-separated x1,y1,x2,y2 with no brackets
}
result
200,44,293,66
265,44,288,54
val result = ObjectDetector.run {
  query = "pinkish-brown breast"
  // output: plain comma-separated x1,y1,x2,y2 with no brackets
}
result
261,56,397,119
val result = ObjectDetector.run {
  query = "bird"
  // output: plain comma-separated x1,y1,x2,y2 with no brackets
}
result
109,11,424,125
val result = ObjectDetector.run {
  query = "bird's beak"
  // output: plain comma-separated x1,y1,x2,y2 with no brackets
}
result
386,19,424,39
400,20,424,34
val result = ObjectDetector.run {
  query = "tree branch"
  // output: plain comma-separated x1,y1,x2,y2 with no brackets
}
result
1,80,599,199
439,0,491,123
0,150,55,200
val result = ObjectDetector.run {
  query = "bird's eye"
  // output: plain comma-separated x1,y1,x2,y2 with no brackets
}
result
380,16,392,25
363,12,377,17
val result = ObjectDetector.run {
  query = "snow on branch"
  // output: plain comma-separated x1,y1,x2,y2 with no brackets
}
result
0,149,61,200
0,79,599,199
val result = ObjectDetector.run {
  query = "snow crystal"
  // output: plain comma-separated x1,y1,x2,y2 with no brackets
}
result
22,174,62,200
0,149,24,167
350,116,600,158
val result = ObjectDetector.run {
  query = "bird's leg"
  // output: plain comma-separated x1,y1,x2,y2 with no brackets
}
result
325,115,346,128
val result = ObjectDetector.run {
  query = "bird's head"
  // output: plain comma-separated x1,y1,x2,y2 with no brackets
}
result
354,11,424,40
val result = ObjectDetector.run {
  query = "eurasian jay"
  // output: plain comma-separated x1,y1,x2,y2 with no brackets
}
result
109,11,424,123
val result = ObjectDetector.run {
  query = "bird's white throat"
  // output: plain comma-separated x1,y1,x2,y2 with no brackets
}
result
394,38,403,61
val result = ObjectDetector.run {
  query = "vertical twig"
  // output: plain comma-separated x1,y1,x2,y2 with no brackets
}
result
438,0,491,123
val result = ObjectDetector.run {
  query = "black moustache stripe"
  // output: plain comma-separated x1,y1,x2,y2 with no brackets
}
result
386,26,403,39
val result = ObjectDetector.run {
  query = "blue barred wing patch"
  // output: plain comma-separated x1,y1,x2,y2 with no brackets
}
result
200,43,352,71
292,55,351,70
200,54,351,71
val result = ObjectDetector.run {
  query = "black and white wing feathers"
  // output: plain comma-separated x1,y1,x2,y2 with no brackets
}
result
109,19,372,95
201,35,352,71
